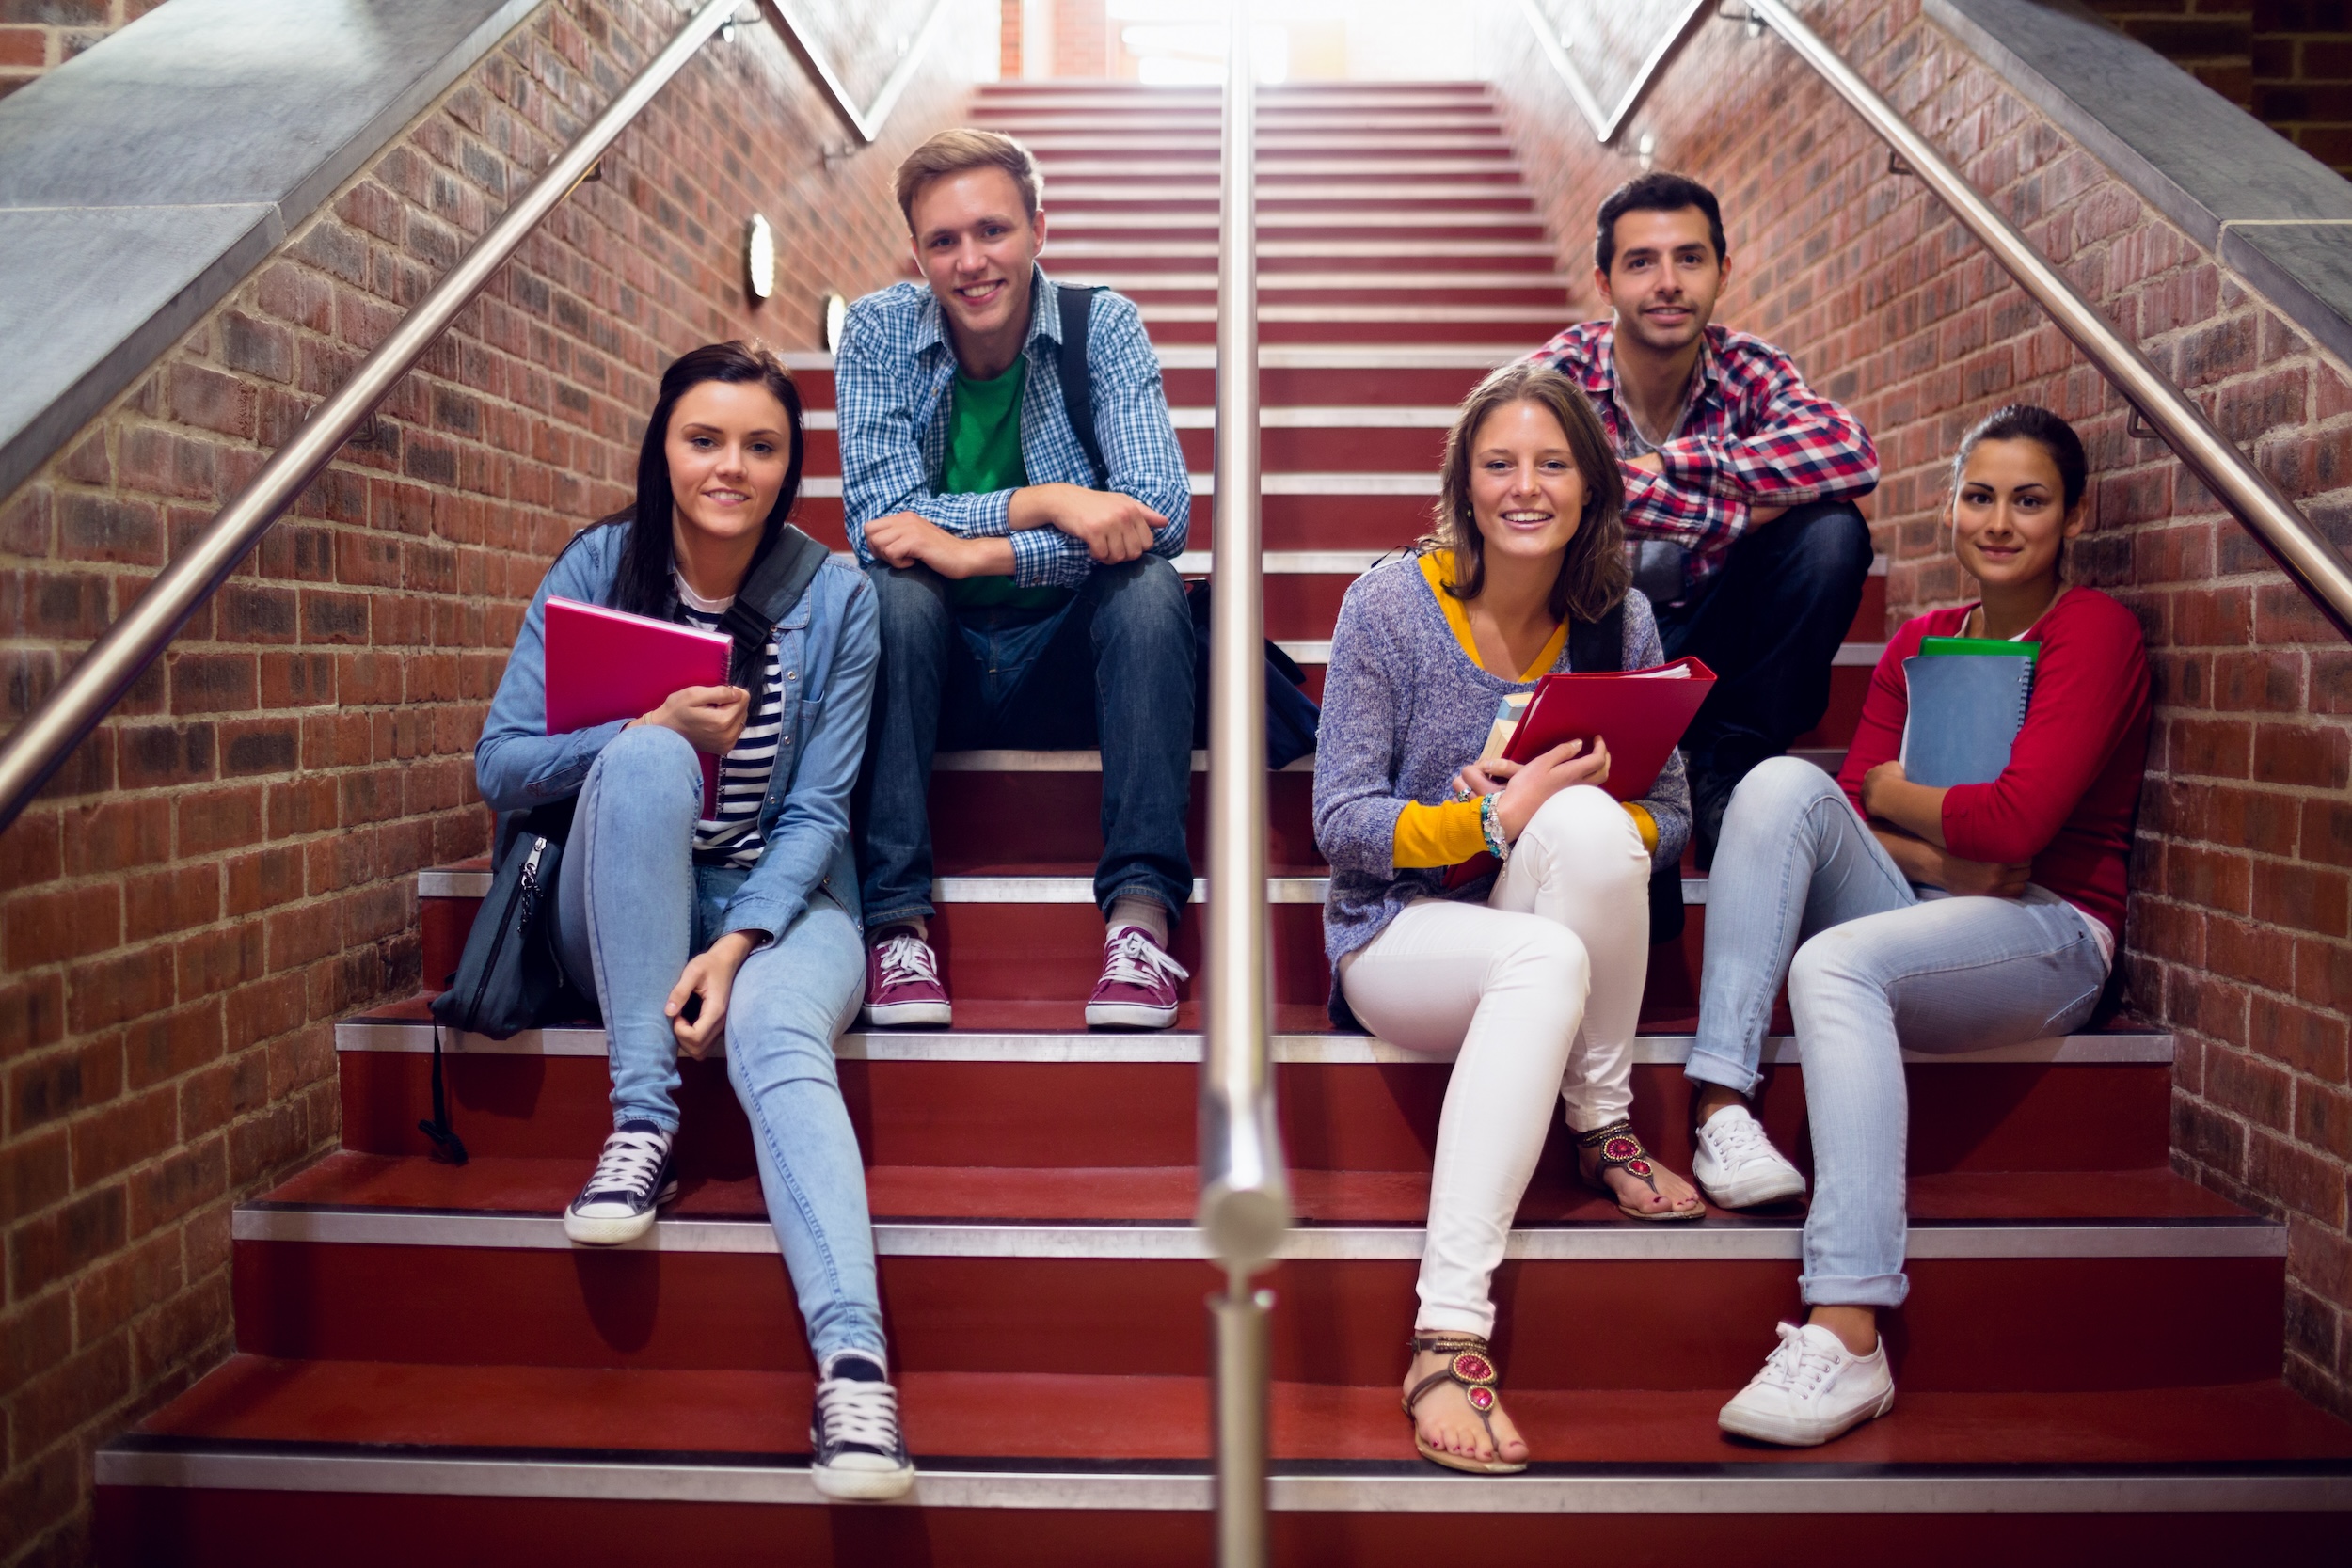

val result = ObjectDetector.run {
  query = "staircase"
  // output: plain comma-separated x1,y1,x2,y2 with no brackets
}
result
95,81,2352,1565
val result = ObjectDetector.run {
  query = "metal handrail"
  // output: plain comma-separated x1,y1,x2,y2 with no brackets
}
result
1197,2,1287,1564
1519,0,1710,141
763,0,957,144
1730,0,2352,640
0,0,952,832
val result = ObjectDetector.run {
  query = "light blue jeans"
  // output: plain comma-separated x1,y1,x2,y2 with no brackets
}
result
1686,757,2109,1307
553,724,884,1366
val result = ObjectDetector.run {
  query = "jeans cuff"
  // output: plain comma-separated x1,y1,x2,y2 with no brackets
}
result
1799,1270,1909,1309
1097,879,1185,923
612,1106,680,1136
862,901,935,933
1683,1042,1764,1098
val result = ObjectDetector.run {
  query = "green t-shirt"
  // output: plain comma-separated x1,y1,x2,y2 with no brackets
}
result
940,356,1069,610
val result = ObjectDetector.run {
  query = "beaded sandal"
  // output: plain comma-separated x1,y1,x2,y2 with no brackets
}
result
1577,1119,1706,1222
1402,1333,1528,1475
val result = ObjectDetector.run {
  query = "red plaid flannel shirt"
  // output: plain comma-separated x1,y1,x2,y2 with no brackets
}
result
1530,320,1877,591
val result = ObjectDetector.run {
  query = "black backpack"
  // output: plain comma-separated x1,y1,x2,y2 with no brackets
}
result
421,525,834,1161
1055,282,1321,768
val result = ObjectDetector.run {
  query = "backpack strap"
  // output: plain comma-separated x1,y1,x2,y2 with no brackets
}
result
1057,282,1108,485
1566,598,1627,673
715,523,831,715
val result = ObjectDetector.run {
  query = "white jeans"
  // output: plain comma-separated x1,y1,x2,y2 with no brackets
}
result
1338,785,1653,1337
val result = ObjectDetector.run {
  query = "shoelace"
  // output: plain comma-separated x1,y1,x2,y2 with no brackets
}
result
815,1377,902,1454
582,1129,669,1201
1707,1109,1779,1167
875,932,942,990
1101,927,1190,990
1756,1323,1844,1397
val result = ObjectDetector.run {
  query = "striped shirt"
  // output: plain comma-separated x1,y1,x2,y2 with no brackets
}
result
675,578,783,868
834,264,1190,588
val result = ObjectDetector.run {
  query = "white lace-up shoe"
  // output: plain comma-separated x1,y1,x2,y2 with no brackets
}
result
810,1354,915,1501
1691,1103,1807,1209
1718,1321,1895,1447
561,1122,678,1246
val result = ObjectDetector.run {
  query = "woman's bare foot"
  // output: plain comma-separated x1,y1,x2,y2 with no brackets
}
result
1601,1157,1704,1217
1405,1344,1529,1466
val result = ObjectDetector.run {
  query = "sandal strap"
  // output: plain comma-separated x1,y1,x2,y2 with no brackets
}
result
1576,1119,1659,1177
1403,1340,1504,1423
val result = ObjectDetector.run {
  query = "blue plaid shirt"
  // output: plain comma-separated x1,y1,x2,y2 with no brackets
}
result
835,265,1190,588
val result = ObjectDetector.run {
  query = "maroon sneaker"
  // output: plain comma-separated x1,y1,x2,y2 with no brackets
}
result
863,928,951,1027
1085,925,1188,1030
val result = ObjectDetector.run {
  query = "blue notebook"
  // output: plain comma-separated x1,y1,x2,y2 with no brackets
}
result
1899,648,2036,786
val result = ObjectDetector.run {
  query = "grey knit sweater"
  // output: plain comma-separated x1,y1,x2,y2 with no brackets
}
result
1312,555,1692,1020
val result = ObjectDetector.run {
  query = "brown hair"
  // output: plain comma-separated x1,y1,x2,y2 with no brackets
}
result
1422,362,1629,625
895,128,1043,230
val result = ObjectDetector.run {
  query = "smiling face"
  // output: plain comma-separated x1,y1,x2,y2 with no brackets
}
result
1950,436,2083,594
1467,399,1589,576
1595,206,1725,356
909,166,1046,363
664,378,793,553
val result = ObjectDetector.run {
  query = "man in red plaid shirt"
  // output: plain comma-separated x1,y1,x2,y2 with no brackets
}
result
1532,172,1877,878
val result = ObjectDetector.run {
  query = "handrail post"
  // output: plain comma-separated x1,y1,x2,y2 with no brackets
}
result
1198,2,1288,1564
1741,0,2352,641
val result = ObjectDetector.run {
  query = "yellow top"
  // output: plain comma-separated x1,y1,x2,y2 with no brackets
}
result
1391,552,1659,869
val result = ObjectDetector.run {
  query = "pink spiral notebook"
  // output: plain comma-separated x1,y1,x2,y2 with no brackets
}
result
543,595,731,816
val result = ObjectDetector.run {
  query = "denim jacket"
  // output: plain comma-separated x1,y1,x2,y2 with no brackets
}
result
474,521,880,942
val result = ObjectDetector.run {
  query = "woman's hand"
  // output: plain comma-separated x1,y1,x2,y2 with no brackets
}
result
1870,825,2030,898
1492,738,1611,841
668,931,758,1057
1861,758,1952,847
635,684,749,755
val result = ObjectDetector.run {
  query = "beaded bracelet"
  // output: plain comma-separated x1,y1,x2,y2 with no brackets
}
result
1479,790,1511,863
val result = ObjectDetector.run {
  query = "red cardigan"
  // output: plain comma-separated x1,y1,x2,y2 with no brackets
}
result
1836,589,2152,942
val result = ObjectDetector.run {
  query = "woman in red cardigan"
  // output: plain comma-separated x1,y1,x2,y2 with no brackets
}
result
1681,404,2152,1446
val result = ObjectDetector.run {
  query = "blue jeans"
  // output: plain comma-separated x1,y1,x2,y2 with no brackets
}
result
1687,757,2108,1307
553,725,884,1366
855,555,1195,927
1654,500,1874,787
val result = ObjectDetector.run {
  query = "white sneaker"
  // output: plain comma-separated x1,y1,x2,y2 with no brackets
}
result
1718,1321,1895,1447
810,1354,915,1501
1691,1103,1807,1209
561,1123,677,1245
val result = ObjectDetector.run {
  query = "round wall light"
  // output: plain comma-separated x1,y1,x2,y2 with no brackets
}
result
823,291,849,352
745,214,776,302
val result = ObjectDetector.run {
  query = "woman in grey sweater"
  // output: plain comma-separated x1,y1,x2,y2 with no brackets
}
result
1314,363,1698,1476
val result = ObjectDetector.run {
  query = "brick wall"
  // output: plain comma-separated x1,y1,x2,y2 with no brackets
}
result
1486,0,2352,1418
0,2,971,1560
0,0,166,99
2084,2,2352,174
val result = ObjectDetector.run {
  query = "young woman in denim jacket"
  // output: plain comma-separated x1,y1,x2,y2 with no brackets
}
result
475,342,906,1499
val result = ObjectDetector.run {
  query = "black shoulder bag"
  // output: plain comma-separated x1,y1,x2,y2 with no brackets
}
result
1055,282,1325,768
424,525,834,1160
1567,601,1687,946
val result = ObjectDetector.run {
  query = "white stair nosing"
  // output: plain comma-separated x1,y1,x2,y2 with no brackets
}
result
333,1019,2175,1068
933,748,1314,774
780,346,1523,372
228,1204,2280,1262
1136,305,1563,325
93,1444,2352,1514
1047,273,1569,293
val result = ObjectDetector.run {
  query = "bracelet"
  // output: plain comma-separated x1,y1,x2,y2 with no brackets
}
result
1479,791,1511,863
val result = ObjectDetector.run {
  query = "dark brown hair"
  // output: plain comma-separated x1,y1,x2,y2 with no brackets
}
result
1422,362,1629,625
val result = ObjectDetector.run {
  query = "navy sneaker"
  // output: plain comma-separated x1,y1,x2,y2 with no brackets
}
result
561,1121,677,1245
810,1354,915,1501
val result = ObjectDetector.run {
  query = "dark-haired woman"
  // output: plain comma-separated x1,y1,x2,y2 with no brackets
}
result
1315,363,1700,1476
475,342,910,1499
1696,405,2151,1447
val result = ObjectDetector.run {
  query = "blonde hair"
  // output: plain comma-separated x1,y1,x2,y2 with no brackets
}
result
895,128,1043,230
1422,362,1629,625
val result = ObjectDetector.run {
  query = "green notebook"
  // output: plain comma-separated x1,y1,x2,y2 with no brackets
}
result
1919,635,2040,661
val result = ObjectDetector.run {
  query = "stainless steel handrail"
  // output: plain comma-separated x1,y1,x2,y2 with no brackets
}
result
1198,2,1288,1564
1519,0,1710,141
1733,0,2352,641
763,0,957,143
0,0,951,832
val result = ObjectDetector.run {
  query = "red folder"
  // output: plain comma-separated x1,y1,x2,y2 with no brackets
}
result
1500,656,1716,800
543,595,732,816
1440,657,1716,890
